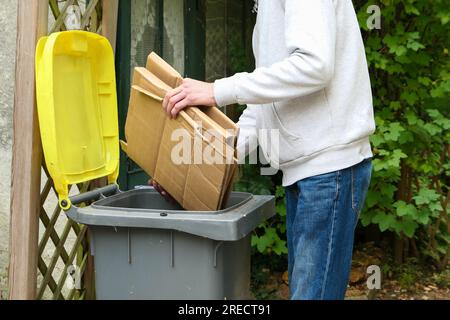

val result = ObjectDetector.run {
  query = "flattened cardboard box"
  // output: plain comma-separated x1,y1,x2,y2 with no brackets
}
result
121,53,239,211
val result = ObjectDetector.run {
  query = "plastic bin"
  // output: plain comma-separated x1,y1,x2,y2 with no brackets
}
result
66,186,275,300
36,31,276,300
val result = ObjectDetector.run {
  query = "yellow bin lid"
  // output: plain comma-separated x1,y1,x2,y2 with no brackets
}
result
36,31,120,210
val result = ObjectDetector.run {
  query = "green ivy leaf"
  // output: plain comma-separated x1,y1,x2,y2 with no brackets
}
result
390,101,402,110
384,122,405,141
423,123,442,136
276,202,286,217
394,201,418,218
365,190,381,209
370,134,385,147
413,188,440,205
400,91,419,106
381,184,398,198
404,4,420,15
398,130,414,144
373,212,397,232
275,186,285,198
253,228,275,253
406,111,418,125
416,211,430,225
272,239,288,256
401,218,419,238
418,77,432,86
428,201,443,213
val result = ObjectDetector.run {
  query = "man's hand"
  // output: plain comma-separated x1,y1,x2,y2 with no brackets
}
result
148,179,176,203
163,78,216,118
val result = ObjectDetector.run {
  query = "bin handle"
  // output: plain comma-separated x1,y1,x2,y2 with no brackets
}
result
66,184,119,208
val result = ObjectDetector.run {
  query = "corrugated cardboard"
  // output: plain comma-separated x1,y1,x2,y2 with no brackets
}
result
144,53,240,208
120,53,239,211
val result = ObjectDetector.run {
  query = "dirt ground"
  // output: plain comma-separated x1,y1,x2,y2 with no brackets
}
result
2,242,448,300
251,242,450,300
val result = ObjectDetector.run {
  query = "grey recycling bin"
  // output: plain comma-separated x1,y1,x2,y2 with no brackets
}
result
66,185,275,300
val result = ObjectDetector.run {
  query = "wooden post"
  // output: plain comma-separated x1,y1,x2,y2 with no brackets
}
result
9,0,48,300
102,0,119,52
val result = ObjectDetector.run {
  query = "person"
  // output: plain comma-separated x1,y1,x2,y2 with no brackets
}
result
153,0,375,300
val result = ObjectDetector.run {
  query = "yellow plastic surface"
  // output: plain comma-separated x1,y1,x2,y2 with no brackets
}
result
36,31,119,209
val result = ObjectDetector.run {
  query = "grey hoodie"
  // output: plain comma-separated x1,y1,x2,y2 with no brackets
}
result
214,0,376,186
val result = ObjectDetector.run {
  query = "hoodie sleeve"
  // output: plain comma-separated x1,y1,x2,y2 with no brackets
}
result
214,0,337,107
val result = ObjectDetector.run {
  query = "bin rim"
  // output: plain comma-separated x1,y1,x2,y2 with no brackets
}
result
65,188,276,241
90,188,254,215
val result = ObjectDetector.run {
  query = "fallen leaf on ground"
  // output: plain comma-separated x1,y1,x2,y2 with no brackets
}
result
350,268,366,284
282,271,289,284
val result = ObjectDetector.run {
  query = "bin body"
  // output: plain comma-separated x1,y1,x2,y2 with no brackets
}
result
35,31,276,300
67,189,275,300
91,227,251,300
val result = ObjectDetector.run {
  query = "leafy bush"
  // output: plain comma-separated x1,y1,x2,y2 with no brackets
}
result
355,0,449,268
235,0,449,268
234,162,287,256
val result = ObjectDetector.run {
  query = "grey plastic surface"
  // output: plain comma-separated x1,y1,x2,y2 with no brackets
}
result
65,188,275,300
69,184,119,206
67,189,275,241
91,227,252,300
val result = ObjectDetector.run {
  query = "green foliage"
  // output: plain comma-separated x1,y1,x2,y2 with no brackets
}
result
432,268,450,288
354,0,449,266
228,9,289,257
235,163,288,256
250,186,288,256
234,1,449,266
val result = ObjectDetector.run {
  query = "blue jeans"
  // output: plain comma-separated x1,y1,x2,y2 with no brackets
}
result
285,158,372,300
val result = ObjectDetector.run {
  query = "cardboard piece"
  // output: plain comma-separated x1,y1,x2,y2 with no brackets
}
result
121,53,239,211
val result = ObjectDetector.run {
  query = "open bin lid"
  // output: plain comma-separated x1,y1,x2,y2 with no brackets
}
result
35,31,119,209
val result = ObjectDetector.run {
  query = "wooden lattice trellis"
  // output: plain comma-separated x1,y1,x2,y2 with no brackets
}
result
37,0,103,301
9,0,118,300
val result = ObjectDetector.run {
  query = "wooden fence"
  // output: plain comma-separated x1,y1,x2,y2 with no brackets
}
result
9,0,118,300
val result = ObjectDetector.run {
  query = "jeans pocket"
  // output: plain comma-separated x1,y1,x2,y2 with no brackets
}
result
351,160,373,218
